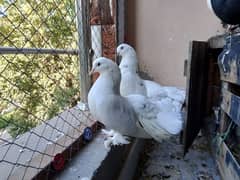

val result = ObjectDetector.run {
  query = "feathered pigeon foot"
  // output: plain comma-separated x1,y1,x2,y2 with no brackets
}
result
101,129,115,137
101,129,130,150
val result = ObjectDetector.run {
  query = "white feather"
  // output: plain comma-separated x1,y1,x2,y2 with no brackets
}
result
126,94,183,142
102,129,130,150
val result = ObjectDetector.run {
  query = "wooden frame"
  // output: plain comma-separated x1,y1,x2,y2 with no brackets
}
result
215,137,240,180
208,34,240,180
184,34,240,179
183,41,208,154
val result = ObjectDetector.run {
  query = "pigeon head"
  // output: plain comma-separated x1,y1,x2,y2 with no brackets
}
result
89,57,121,94
117,43,136,57
117,43,138,73
89,57,118,75
116,43,137,64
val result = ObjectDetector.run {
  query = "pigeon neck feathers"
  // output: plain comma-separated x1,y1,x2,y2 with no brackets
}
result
119,53,138,73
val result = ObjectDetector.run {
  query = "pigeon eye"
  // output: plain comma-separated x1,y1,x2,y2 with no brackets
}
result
97,62,101,66
120,46,124,50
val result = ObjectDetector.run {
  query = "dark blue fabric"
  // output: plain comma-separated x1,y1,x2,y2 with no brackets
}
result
211,0,240,25
218,33,240,83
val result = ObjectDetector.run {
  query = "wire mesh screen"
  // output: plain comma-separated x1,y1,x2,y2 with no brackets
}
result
0,0,96,179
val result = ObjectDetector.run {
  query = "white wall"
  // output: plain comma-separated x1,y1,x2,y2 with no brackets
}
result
126,0,224,88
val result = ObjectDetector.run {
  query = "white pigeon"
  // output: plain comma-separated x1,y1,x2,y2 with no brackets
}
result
88,57,182,148
87,57,151,149
118,47,147,97
117,43,186,105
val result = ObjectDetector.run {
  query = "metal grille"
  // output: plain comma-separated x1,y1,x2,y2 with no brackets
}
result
0,0,97,179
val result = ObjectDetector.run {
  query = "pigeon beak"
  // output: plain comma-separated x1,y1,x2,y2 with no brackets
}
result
89,67,95,76
116,54,122,65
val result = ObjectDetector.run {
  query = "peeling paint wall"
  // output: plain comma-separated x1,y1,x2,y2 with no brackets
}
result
126,0,224,88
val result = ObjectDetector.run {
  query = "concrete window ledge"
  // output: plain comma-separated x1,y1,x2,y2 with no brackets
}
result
0,106,96,179
54,133,145,180
0,103,145,179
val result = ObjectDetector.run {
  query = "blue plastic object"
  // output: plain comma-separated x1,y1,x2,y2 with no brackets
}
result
83,127,93,142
